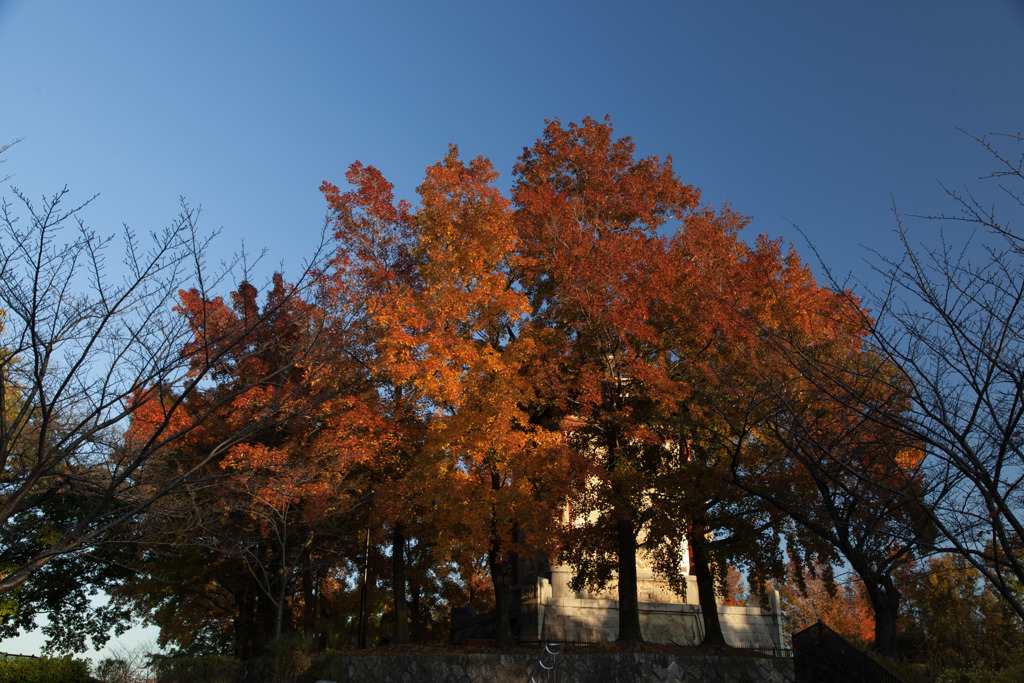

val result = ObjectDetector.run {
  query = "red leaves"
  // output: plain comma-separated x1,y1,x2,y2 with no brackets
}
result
512,116,709,441
146,117,893,634
513,116,699,241
319,143,572,580
779,565,876,645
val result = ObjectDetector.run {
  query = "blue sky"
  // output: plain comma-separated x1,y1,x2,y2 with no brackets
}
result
3,1,1022,287
2,0,1023,659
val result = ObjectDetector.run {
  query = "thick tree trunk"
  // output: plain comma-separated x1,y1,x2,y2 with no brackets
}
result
860,571,900,658
615,516,644,643
488,511,514,645
690,525,726,648
275,588,288,640
255,590,276,652
488,545,513,647
391,524,411,644
488,472,514,647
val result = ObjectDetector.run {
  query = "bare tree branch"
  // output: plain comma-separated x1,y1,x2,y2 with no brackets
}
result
0,182,330,598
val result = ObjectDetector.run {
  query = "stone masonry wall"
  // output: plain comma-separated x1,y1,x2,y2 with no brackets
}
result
332,652,793,683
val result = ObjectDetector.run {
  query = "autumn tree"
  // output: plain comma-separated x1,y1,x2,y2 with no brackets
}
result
693,249,933,657
512,118,841,648
512,116,701,643
899,553,1024,673
116,272,381,656
412,147,566,647
795,131,1024,625
777,562,875,646
637,209,836,648
320,158,428,646
0,154,331,650
322,146,566,646
321,159,436,648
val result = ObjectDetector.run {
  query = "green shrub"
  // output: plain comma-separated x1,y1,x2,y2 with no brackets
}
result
0,655,91,683
152,654,241,683
936,662,1024,683
261,635,311,683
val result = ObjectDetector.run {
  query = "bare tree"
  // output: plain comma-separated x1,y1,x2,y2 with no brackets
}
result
0,161,328,604
854,131,1024,617
779,131,1024,622
95,640,157,683
718,345,932,657
0,139,20,184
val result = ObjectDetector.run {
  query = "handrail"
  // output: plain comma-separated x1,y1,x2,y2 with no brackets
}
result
528,642,564,682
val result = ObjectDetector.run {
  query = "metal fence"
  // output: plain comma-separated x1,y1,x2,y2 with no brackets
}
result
745,646,793,658
0,652,38,660
792,621,904,683
515,638,792,657
515,638,603,647
518,639,790,653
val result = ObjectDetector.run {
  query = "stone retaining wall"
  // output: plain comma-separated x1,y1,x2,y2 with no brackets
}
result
327,652,793,682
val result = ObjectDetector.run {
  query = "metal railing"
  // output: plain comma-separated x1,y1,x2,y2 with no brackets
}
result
516,638,790,656
743,645,793,658
792,621,904,683
528,642,564,682
0,652,39,660
516,637,602,647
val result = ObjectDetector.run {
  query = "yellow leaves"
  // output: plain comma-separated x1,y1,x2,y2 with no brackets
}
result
896,446,925,471
221,442,286,471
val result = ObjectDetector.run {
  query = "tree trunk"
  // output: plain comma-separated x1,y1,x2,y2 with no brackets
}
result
409,577,423,641
391,524,411,644
487,483,514,647
301,554,315,642
255,589,275,652
616,516,643,643
488,545,513,647
690,524,726,648
860,571,900,658
234,587,258,659
275,588,287,640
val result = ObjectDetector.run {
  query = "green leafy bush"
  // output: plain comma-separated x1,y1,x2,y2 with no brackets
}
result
261,635,311,683
935,661,1024,683
0,655,91,683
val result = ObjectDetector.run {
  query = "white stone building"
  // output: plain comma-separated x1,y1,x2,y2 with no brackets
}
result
451,555,786,650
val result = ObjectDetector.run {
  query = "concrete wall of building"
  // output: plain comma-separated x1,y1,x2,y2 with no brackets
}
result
455,563,786,651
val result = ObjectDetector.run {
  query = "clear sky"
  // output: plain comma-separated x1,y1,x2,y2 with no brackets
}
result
1,0,1023,660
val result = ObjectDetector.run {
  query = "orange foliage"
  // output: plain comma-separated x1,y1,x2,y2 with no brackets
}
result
129,268,385,527
121,115,925,652
321,144,570,626
778,567,876,646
